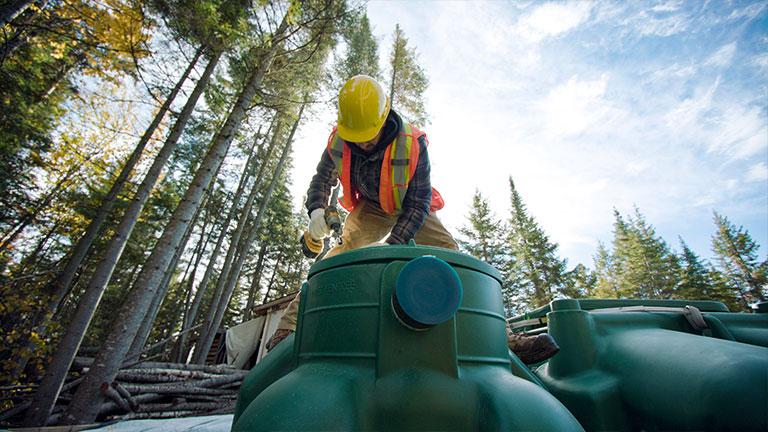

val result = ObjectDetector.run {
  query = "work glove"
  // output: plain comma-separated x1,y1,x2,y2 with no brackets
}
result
308,208,331,240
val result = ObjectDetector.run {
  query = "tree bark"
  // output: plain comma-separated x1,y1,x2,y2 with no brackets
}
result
61,15,290,424
175,124,269,363
0,161,81,254
195,102,305,363
388,25,400,106
190,120,283,364
191,119,286,364
23,47,210,428
21,50,205,405
0,0,32,25
100,383,131,413
168,205,215,362
242,243,268,321
126,192,208,361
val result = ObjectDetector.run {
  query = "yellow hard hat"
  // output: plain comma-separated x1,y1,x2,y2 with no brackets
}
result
337,75,390,142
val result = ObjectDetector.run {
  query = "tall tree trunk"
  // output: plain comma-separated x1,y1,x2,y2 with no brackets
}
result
0,162,80,254
176,124,269,363
194,103,304,363
262,253,285,305
26,46,203,361
60,16,290,425
170,208,216,362
126,190,209,361
0,0,32,25
388,26,400,105
22,47,211,428
242,243,268,321
191,120,285,364
15,218,61,277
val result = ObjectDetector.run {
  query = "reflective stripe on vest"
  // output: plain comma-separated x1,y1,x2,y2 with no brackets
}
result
381,123,419,214
327,130,355,211
326,123,421,215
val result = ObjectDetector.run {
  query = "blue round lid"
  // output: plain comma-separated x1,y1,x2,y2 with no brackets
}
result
395,256,463,326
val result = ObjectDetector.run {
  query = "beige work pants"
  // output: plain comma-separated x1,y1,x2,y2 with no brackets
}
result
277,200,459,331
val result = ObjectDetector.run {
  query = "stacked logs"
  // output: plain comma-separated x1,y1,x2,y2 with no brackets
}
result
2,357,248,425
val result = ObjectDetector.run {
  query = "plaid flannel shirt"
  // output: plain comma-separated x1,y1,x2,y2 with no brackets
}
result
305,110,432,244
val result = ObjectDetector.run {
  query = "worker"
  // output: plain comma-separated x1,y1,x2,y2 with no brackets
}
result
266,75,559,364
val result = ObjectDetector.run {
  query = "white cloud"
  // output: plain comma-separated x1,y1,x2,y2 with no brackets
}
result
664,78,719,129
515,2,593,42
728,3,767,20
745,162,768,182
625,161,649,175
705,42,737,67
707,105,767,160
752,53,768,70
644,62,698,86
537,74,626,137
627,8,690,37
651,1,684,13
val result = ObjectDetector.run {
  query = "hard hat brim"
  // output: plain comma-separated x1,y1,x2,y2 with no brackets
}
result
336,121,383,143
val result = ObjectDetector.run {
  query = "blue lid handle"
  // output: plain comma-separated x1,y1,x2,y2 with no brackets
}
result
393,256,463,330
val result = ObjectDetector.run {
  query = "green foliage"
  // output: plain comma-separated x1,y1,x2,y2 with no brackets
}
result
607,208,679,299
386,24,429,126
564,263,596,299
457,189,516,314
148,0,251,50
506,178,570,310
711,212,767,309
332,11,379,86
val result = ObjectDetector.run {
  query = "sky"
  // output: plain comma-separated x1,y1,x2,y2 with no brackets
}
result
288,0,768,268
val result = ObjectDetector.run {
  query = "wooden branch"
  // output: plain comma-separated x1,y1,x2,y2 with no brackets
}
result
100,383,130,413
0,401,31,422
106,410,199,420
124,322,204,363
111,382,138,411
118,384,236,397
116,368,225,382
135,401,230,413
97,393,164,417
74,357,245,374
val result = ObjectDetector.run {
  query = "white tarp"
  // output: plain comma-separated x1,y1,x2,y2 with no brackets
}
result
225,316,265,369
253,307,287,364
224,306,289,369
88,414,234,432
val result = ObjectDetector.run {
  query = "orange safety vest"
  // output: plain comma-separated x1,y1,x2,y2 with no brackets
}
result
326,122,445,215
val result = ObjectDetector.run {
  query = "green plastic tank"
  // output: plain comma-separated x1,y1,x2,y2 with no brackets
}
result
526,298,768,431
232,244,583,431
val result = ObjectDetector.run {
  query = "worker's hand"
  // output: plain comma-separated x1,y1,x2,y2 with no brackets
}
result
308,208,331,239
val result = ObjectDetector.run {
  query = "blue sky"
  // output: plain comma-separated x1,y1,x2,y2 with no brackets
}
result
289,0,768,267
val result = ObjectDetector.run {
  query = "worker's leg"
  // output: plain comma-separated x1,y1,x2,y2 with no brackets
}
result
323,200,396,259
273,201,395,339
413,211,459,250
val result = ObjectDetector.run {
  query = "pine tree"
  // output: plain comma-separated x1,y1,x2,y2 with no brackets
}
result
386,24,429,125
676,238,713,300
458,189,513,312
593,241,620,298
506,177,569,311
564,264,595,299
610,208,679,299
333,12,379,84
711,212,767,309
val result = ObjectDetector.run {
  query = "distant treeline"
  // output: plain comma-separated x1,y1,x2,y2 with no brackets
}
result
458,178,767,315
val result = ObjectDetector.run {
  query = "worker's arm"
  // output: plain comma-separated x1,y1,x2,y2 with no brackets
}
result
385,136,432,244
305,150,336,215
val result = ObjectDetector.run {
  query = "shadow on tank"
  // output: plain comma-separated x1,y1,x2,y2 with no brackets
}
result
231,243,583,431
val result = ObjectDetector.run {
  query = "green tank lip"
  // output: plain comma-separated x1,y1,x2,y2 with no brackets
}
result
308,244,503,283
